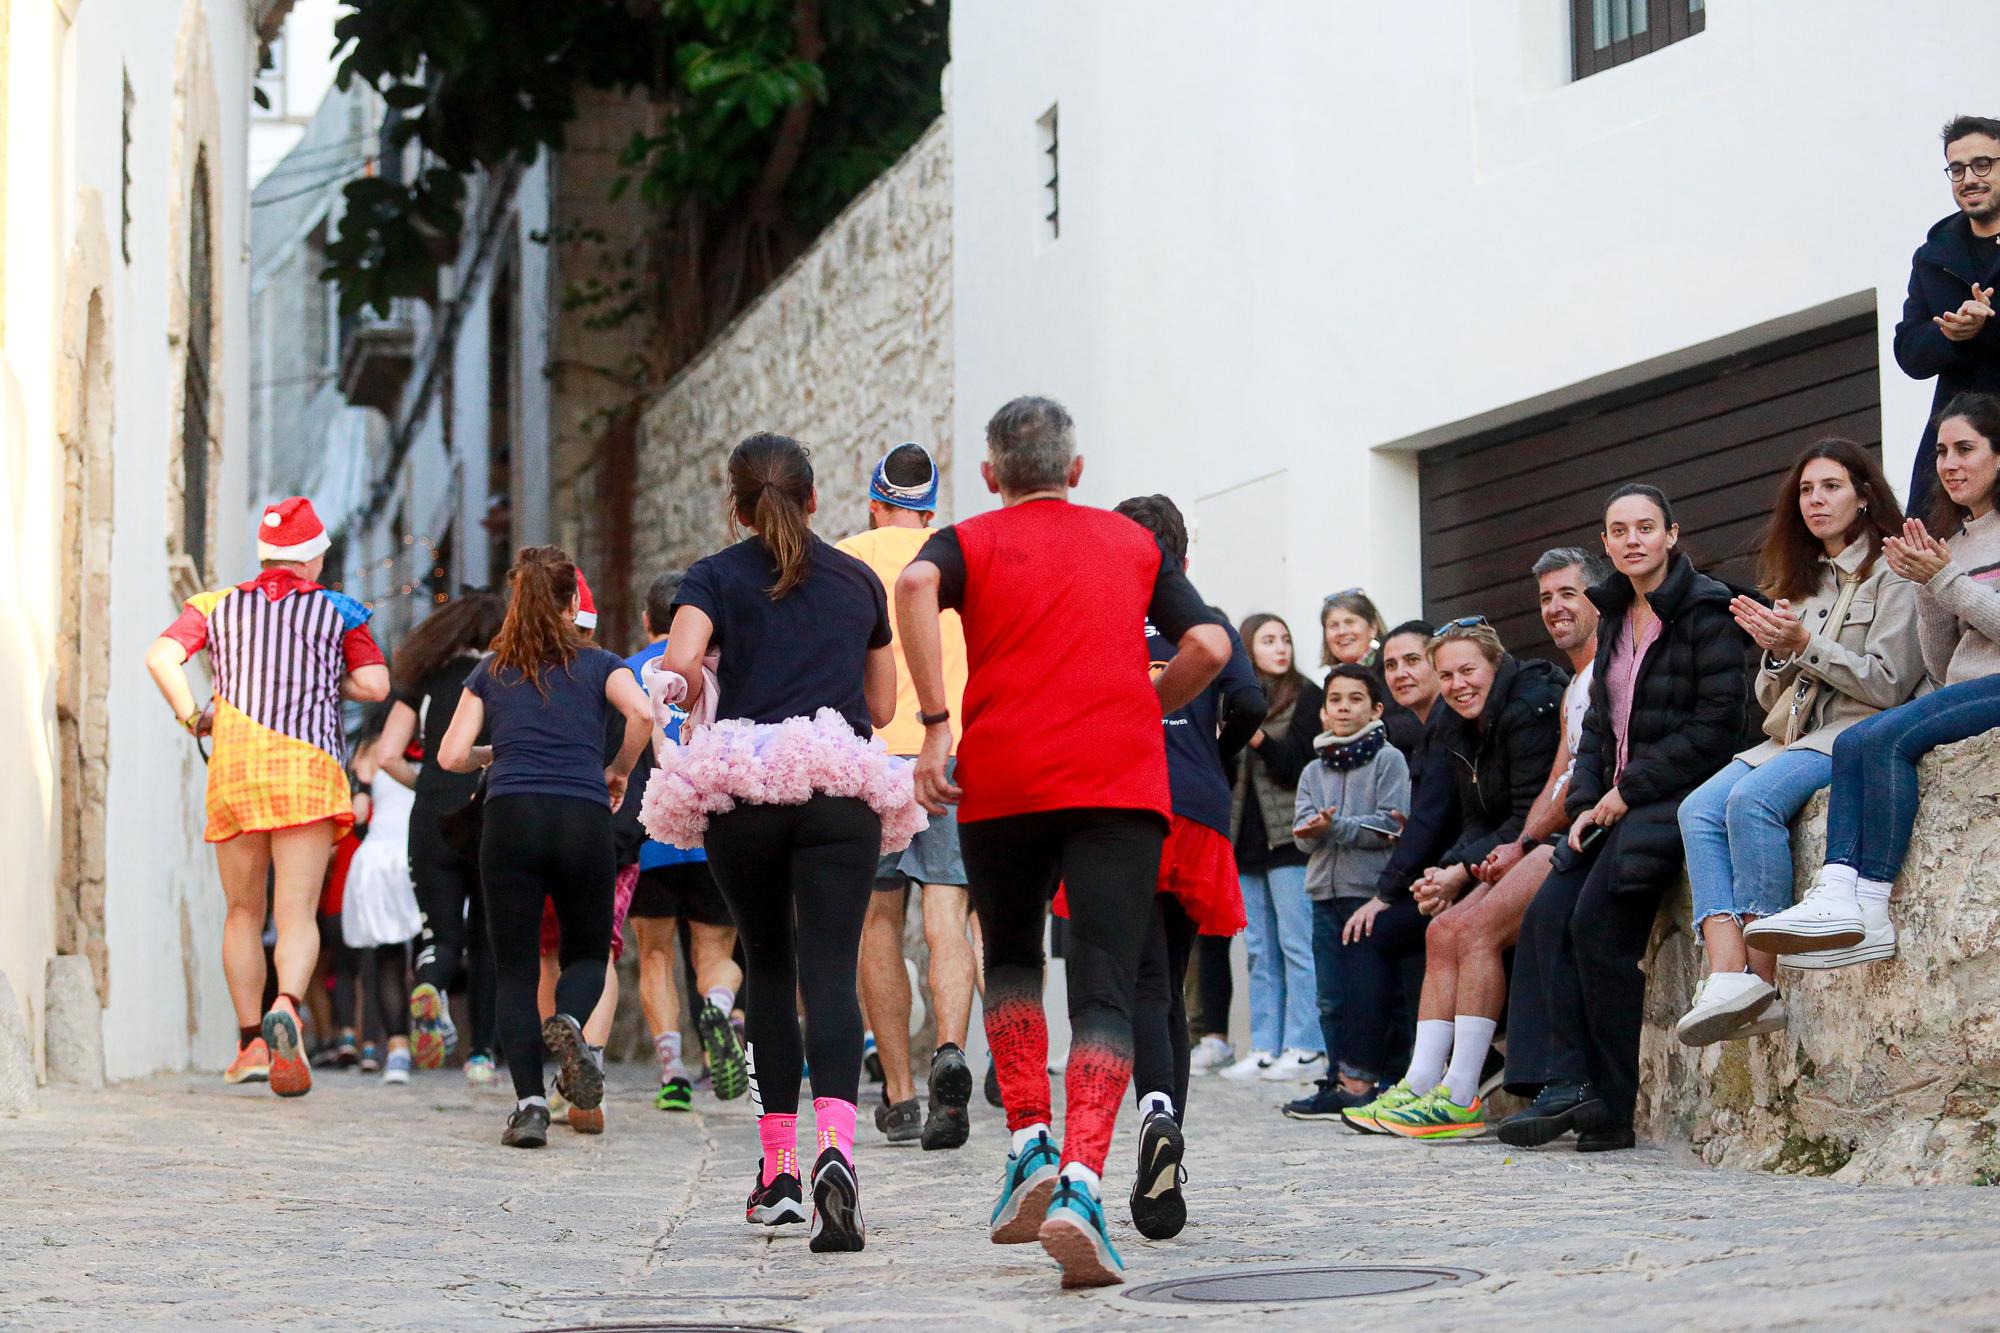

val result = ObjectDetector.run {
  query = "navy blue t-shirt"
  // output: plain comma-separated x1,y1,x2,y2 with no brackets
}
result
1153,617,1258,835
465,646,631,805
675,535,892,737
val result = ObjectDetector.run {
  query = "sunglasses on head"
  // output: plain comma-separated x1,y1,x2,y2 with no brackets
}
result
1321,586,1367,608
1429,614,1490,641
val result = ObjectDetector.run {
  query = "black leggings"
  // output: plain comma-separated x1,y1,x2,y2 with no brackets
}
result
1193,934,1233,1039
1132,893,1199,1123
480,794,615,1100
410,795,497,1056
359,943,410,1042
703,796,880,1116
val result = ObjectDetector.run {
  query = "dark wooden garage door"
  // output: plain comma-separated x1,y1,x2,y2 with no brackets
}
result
1419,314,1880,662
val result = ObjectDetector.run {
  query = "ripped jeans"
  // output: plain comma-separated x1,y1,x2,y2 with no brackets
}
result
1676,749,1833,941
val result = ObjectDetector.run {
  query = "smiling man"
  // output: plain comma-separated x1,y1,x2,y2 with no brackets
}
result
1895,114,2000,517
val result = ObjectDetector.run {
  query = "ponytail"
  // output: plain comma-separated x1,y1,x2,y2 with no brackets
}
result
728,432,816,599
489,545,582,692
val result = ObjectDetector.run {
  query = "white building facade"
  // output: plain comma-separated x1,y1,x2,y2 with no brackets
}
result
951,1,1976,645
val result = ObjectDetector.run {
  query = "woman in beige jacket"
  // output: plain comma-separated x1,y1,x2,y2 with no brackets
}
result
1673,440,1922,1046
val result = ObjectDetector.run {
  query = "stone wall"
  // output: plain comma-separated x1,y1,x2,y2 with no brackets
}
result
627,117,952,600
1639,733,2000,1184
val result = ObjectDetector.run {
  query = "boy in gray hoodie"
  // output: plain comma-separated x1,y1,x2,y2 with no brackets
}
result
1291,664,1410,1103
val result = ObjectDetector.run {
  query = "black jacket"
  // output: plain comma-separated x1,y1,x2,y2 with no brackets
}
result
1569,553,1749,895
1373,705,1458,901
1894,212,2000,515
1435,655,1567,872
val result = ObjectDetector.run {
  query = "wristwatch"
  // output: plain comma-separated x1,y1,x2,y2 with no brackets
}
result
917,707,952,728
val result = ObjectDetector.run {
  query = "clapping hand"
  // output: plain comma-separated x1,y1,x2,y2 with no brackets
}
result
1292,809,1332,840
1730,595,1809,659
1935,284,1995,342
1884,518,1952,584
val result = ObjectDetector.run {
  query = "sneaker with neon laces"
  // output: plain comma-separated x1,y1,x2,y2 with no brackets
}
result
261,999,312,1097
1376,1086,1487,1140
655,1077,693,1112
464,1053,497,1088
225,1037,271,1085
408,983,457,1070
697,1000,748,1101
990,1129,1060,1244
807,1146,866,1253
1340,1079,1421,1134
1039,1175,1125,1288
383,1048,412,1085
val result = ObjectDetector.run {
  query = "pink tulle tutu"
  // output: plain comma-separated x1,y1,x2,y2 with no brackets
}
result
640,708,929,854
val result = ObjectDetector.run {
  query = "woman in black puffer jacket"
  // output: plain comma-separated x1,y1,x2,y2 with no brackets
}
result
1501,484,1748,1151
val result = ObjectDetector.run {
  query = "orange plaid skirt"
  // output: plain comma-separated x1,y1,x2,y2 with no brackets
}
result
204,699,354,843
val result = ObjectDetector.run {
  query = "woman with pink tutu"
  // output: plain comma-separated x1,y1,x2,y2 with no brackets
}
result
641,432,917,1253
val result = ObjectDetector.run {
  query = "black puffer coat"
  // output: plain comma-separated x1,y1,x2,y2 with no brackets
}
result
1569,553,1749,895
1435,655,1567,872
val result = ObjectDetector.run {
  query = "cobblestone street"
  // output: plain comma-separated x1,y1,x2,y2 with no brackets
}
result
6,1065,2000,1330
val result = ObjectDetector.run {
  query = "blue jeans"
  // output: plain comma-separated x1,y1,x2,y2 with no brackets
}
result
1239,863,1320,1053
1678,750,1834,936
1824,676,2000,881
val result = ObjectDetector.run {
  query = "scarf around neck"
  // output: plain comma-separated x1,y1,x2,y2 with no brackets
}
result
1315,718,1387,771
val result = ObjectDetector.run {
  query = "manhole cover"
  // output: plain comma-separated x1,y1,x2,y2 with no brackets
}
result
1125,1264,1484,1305
535,1324,793,1332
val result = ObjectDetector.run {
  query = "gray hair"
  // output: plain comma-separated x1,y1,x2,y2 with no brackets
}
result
984,395,1076,493
1531,546,1613,586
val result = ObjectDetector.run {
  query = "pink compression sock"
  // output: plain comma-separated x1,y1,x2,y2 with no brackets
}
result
757,1113,798,1185
812,1096,858,1164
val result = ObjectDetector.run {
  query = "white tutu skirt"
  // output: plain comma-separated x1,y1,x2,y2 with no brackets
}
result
640,708,928,854
341,835,422,947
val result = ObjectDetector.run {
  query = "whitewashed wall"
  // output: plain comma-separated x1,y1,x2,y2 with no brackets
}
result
951,0,1981,643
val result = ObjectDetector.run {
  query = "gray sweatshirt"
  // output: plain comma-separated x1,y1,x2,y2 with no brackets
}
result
1292,728,1410,901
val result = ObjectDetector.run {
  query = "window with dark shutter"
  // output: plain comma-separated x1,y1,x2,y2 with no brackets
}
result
1572,0,1705,80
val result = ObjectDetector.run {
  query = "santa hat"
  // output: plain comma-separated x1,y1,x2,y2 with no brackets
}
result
257,497,331,562
574,568,598,630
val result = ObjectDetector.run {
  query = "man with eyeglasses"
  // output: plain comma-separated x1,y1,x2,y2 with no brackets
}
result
1895,114,2000,516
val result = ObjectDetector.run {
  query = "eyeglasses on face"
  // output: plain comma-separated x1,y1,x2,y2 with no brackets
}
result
1946,156,1997,183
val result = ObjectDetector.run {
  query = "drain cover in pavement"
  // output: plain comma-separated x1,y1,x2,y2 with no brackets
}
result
535,1324,794,1332
1124,1264,1483,1305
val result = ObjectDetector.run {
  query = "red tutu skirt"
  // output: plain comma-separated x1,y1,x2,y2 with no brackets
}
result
1052,814,1244,936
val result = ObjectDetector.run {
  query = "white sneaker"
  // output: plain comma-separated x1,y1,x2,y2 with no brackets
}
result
1259,1049,1326,1082
1782,899,1896,970
1219,1050,1275,1081
1737,997,1789,1038
1744,873,1865,954
1675,971,1777,1047
1187,1035,1234,1074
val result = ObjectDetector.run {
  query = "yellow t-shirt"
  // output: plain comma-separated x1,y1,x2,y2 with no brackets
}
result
835,525,967,757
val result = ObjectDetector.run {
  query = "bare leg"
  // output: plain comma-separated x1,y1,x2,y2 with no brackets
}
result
634,916,681,1038
688,922,742,1000
1451,845,1554,1020
537,953,558,1021
266,824,334,1000
583,961,617,1045
214,832,274,1027
922,884,977,1049
1416,884,1490,1021
1703,914,1778,985
859,888,915,1104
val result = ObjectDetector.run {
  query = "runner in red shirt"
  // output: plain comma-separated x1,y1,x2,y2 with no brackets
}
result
897,396,1229,1289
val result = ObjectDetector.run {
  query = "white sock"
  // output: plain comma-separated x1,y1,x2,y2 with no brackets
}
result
1140,1091,1175,1120
1855,877,1893,908
1010,1122,1052,1155
518,1095,548,1112
1060,1161,1101,1192
1816,863,1859,897
1441,1016,1498,1107
705,986,736,1013
1404,1019,1454,1095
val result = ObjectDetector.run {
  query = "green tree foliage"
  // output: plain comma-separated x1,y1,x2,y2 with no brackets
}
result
324,0,948,363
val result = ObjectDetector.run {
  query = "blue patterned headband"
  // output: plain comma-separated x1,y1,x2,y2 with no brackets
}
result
870,445,938,511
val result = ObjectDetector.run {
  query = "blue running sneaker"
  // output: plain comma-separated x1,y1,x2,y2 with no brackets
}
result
989,1130,1060,1244
1038,1176,1125,1288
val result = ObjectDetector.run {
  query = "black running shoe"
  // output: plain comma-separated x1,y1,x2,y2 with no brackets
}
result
696,1001,748,1101
807,1146,865,1252
1496,1080,1609,1149
984,1058,1003,1108
540,1014,603,1112
1128,1110,1188,1240
921,1043,973,1151
878,1097,922,1144
1576,1122,1637,1153
502,1104,550,1149
747,1168,806,1226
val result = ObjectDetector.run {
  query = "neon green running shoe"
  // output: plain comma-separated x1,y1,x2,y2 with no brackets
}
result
1377,1087,1487,1140
1341,1079,1421,1135
654,1076,694,1112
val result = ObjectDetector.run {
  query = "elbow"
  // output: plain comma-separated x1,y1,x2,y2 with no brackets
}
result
1184,624,1231,673
870,701,896,730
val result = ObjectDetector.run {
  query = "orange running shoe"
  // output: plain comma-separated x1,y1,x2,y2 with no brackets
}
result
261,998,313,1098
224,1037,271,1084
